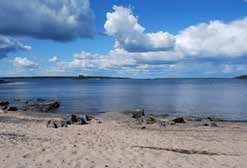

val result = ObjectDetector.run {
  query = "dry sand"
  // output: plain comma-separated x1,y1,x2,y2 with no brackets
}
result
0,110,247,168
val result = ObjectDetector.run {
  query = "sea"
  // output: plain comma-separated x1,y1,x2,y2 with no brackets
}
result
0,78,247,121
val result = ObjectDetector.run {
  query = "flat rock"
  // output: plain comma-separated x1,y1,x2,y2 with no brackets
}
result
23,100,60,112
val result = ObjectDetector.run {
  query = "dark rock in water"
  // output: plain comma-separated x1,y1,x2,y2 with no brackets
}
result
34,98,46,102
124,109,145,119
23,100,60,112
172,117,185,123
41,101,60,112
0,101,9,106
7,107,18,111
26,98,46,104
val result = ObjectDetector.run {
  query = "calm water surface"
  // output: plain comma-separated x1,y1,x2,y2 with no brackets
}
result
0,79,247,121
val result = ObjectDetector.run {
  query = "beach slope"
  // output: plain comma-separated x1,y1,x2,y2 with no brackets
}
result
0,111,247,168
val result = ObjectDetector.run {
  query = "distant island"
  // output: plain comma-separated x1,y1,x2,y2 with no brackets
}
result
74,75,130,80
234,75,247,80
0,75,130,80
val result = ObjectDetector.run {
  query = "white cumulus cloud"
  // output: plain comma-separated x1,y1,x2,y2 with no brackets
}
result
49,56,59,62
176,18,247,58
104,6,247,62
14,57,38,69
104,6,175,52
58,51,136,70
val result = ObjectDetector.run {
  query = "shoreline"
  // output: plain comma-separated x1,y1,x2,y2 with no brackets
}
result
1,110,247,168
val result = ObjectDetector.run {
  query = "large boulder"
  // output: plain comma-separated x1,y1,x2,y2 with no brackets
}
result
47,120,67,128
64,114,78,124
0,101,9,106
7,107,18,111
172,117,186,123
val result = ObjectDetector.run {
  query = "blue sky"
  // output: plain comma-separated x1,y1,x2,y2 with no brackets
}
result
0,0,247,78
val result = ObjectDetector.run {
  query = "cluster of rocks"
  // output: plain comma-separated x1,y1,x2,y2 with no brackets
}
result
0,98,60,113
123,109,187,126
0,101,9,106
123,109,219,127
0,99,221,128
47,114,101,128
23,99,60,112
191,117,219,127
0,100,18,112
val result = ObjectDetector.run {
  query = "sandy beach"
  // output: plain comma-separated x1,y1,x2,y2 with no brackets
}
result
0,110,247,168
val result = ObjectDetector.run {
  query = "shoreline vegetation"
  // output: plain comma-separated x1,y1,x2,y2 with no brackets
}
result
234,75,247,80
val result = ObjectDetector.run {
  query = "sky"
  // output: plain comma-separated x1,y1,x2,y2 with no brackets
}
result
0,0,247,78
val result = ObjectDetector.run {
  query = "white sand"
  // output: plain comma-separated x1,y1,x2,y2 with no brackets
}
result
0,111,247,168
